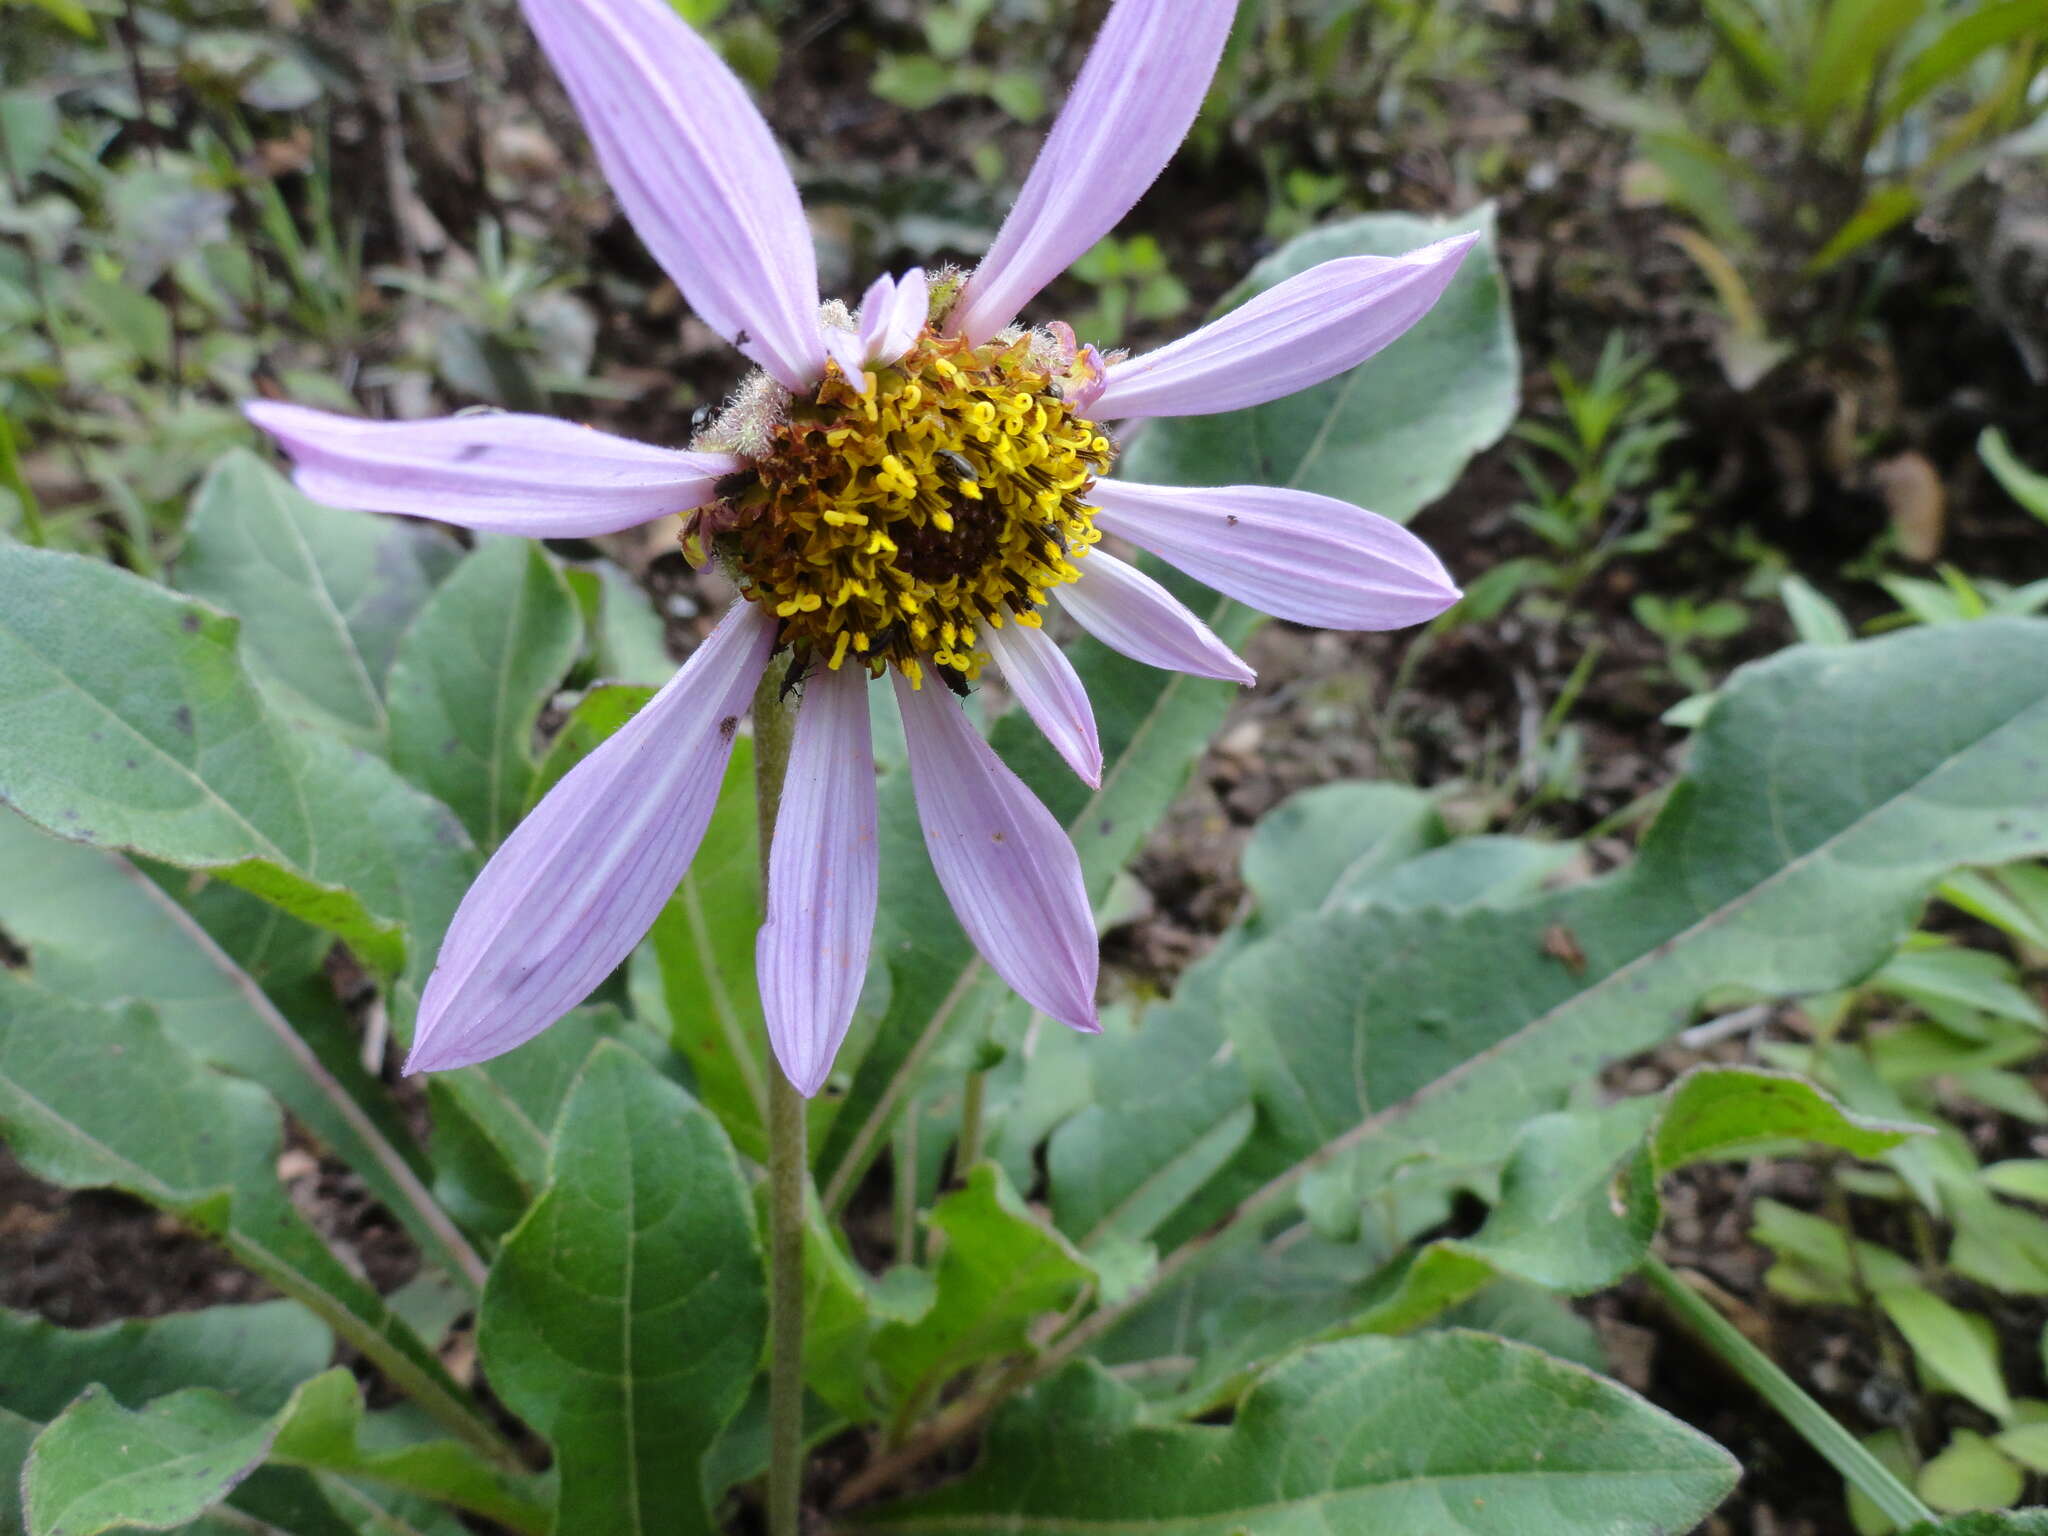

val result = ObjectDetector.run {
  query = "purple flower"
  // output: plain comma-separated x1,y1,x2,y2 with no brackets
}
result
244,0,1472,1097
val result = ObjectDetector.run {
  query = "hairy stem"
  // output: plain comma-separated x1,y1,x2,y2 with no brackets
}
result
753,673,806,1536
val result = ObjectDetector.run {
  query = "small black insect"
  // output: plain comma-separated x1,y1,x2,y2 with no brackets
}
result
1044,381,1065,401
718,715,740,741
689,404,715,434
779,653,810,701
934,450,980,483
1044,522,1070,557
715,468,760,502
1225,514,1240,526
456,443,493,462
941,666,974,699
733,328,751,347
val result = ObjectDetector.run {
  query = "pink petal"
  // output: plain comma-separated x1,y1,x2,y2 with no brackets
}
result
944,0,1238,346
1056,549,1255,685
861,267,929,366
406,602,776,1073
520,0,826,390
1091,233,1479,420
982,620,1102,787
1090,479,1460,631
757,665,879,1098
246,401,737,537
893,674,1099,1034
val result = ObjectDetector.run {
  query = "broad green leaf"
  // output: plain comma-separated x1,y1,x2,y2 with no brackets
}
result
1239,781,1443,929
388,537,582,850
1331,834,1577,913
1213,621,2048,1247
1458,1109,1661,1293
1047,987,1253,1249
1920,1431,2024,1515
0,547,475,977
1118,207,1518,517
0,979,501,1460
479,1043,765,1536
24,1388,276,1536
0,1408,36,1536
634,740,775,1162
264,1370,548,1533
0,816,480,1290
0,1302,330,1424
175,451,457,749
426,1004,655,1239
527,683,655,809
1882,1290,2012,1421
582,560,676,688
860,1333,1737,1535
1653,1065,1925,1168
872,1163,1093,1402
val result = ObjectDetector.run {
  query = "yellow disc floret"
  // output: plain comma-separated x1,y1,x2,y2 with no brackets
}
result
701,329,1112,690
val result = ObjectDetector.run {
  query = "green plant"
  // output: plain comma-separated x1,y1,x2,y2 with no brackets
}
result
1750,864,2048,1530
1065,232,1191,345
870,0,1049,127
1510,332,1694,587
1632,591,1750,692
1567,0,2048,373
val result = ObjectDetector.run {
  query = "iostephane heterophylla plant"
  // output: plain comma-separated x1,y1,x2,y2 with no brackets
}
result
245,0,1473,1097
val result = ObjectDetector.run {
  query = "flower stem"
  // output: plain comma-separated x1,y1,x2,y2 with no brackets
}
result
752,672,806,1536
1641,1255,1933,1529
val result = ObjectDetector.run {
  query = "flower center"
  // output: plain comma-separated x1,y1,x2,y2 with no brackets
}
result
704,330,1112,691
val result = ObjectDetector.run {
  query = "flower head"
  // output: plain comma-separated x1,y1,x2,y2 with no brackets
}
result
245,0,1474,1097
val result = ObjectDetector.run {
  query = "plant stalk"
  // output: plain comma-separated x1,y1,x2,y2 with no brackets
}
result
1641,1255,1933,1529
753,672,806,1536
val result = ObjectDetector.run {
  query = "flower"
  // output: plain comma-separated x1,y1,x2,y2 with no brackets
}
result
244,0,1472,1097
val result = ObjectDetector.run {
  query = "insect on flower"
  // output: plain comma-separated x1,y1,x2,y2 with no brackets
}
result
243,0,1475,1097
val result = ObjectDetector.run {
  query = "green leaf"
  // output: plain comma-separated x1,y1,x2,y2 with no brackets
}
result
1940,863,2048,951
860,1333,1737,1534
1984,1161,2048,1204
1118,206,1519,519
1239,781,1444,929
0,815,481,1291
388,537,583,850
1919,1431,2025,1515
1805,0,1930,135
174,451,457,749
634,740,776,1163
1982,428,2048,526
24,1387,277,1536
264,1370,548,1533
0,547,475,978
0,978,502,1460
1873,943,2046,1029
1214,620,2048,1248
0,1302,330,1424
479,1042,765,1536
1810,185,1921,275
1882,1290,2013,1421
1653,1065,1925,1168
1331,834,1577,914
1782,573,1856,646
1885,1,2048,127
580,561,676,688
425,1005,647,1239
1904,1514,2048,1536
872,1163,1093,1402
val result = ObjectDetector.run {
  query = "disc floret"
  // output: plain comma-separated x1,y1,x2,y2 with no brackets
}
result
702,330,1112,689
